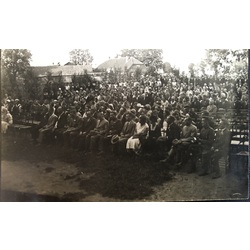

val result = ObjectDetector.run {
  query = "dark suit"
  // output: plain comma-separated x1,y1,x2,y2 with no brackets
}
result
120,120,136,139
77,117,97,150
211,128,230,177
199,126,215,175
113,120,136,154
82,117,98,134
53,112,68,144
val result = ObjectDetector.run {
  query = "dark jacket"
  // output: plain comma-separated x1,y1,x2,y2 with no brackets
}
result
56,112,68,129
167,122,181,142
120,120,136,138
82,117,97,134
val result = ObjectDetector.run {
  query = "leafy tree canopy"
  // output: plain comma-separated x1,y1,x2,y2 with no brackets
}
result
69,49,93,65
2,49,32,80
120,49,163,69
202,49,248,79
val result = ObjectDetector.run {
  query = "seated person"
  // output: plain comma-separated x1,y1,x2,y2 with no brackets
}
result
97,110,122,154
77,110,97,151
126,115,149,155
30,107,50,143
164,117,198,171
86,111,109,154
157,115,181,159
206,99,217,116
63,109,83,148
37,107,58,144
53,107,68,145
111,112,136,154
143,111,161,155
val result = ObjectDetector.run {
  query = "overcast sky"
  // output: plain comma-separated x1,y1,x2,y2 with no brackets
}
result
30,48,206,72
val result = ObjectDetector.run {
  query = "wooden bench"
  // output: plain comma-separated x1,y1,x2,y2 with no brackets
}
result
8,124,32,137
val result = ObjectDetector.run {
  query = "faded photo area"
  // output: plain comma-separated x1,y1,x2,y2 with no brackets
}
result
1,49,249,201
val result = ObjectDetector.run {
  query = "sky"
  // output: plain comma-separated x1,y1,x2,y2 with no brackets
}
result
30,48,206,73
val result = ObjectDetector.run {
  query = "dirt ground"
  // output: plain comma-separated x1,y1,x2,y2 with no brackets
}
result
1,133,249,202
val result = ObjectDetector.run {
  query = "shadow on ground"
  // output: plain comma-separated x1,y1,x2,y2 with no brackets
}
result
1,190,86,202
1,135,172,201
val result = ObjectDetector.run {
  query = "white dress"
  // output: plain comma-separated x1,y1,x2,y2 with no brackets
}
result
1,112,13,134
126,122,149,152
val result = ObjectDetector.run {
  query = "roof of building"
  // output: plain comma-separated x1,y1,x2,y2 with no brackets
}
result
97,57,144,71
31,65,93,77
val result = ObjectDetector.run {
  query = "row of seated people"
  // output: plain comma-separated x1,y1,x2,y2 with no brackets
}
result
31,105,231,179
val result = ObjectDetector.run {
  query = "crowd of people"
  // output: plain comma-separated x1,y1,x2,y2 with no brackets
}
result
1,73,248,179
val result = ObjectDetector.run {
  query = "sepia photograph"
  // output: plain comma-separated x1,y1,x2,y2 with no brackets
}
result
1,1,250,249
1,48,249,202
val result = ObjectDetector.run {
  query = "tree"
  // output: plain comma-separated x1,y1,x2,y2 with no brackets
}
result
2,49,32,91
24,69,42,100
120,49,163,69
163,62,172,73
69,49,93,65
134,66,142,81
201,49,248,79
188,63,195,77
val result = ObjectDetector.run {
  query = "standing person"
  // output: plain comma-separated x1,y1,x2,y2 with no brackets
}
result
10,99,22,123
1,106,13,134
198,117,215,176
210,119,231,178
126,115,149,155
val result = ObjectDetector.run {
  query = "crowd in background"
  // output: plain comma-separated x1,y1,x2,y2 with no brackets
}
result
1,73,248,178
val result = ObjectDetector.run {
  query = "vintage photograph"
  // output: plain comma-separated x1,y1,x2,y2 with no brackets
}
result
1,49,249,201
